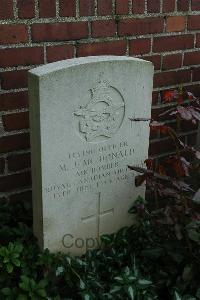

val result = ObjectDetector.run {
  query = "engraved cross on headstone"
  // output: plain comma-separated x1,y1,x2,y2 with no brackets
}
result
81,192,114,240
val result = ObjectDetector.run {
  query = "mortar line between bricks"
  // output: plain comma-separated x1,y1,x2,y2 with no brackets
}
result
4,156,8,175
0,128,29,138
35,0,39,18
160,0,163,13
1,187,32,199
1,11,200,26
174,0,178,12
76,0,80,18
112,0,116,15
185,15,188,34
88,19,92,38
27,25,32,44
0,112,5,136
43,45,47,64
94,0,98,16
2,108,29,116
0,87,28,94
144,0,148,14
1,149,31,159
13,0,18,19
153,80,200,92
55,0,60,19
150,129,198,143
189,0,192,12
0,167,31,178
1,31,199,50
128,0,132,15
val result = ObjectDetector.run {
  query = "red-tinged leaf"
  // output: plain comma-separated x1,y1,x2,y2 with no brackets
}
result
135,174,147,187
163,90,178,102
177,106,192,121
177,94,184,104
145,159,154,170
166,157,185,177
187,91,195,100
156,165,166,176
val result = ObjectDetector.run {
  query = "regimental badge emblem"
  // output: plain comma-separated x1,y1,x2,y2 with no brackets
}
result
74,78,125,142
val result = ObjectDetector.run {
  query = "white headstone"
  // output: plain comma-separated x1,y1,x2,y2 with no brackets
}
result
29,56,153,256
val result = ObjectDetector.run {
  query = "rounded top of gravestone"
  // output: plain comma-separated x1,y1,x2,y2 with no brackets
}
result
28,56,153,77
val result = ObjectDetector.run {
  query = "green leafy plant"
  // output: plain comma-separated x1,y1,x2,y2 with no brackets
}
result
0,242,23,273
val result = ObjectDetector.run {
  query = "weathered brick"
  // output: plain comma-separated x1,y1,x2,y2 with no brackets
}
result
0,24,28,44
154,70,191,88
129,38,151,55
47,45,74,63
162,53,182,70
184,51,200,66
92,20,116,38
17,0,35,19
192,0,200,10
0,70,28,90
77,40,126,57
0,47,44,67
166,16,186,32
180,120,198,132
149,139,176,156
39,0,56,17
7,152,31,171
152,91,160,105
145,55,161,70
188,16,200,30
132,0,145,14
0,133,30,154
0,158,5,174
163,0,175,12
32,22,88,42
9,190,32,203
188,133,198,147
0,172,31,192
196,34,200,47
2,112,29,132
0,0,13,19
153,35,194,52
118,17,164,36
177,0,189,11
147,0,160,13
59,0,76,16
193,67,200,81
116,0,129,14
0,92,28,112
151,106,175,120
184,84,200,98
98,0,112,15
80,0,95,16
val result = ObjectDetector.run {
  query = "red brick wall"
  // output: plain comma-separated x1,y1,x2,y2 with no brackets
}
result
0,0,200,202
